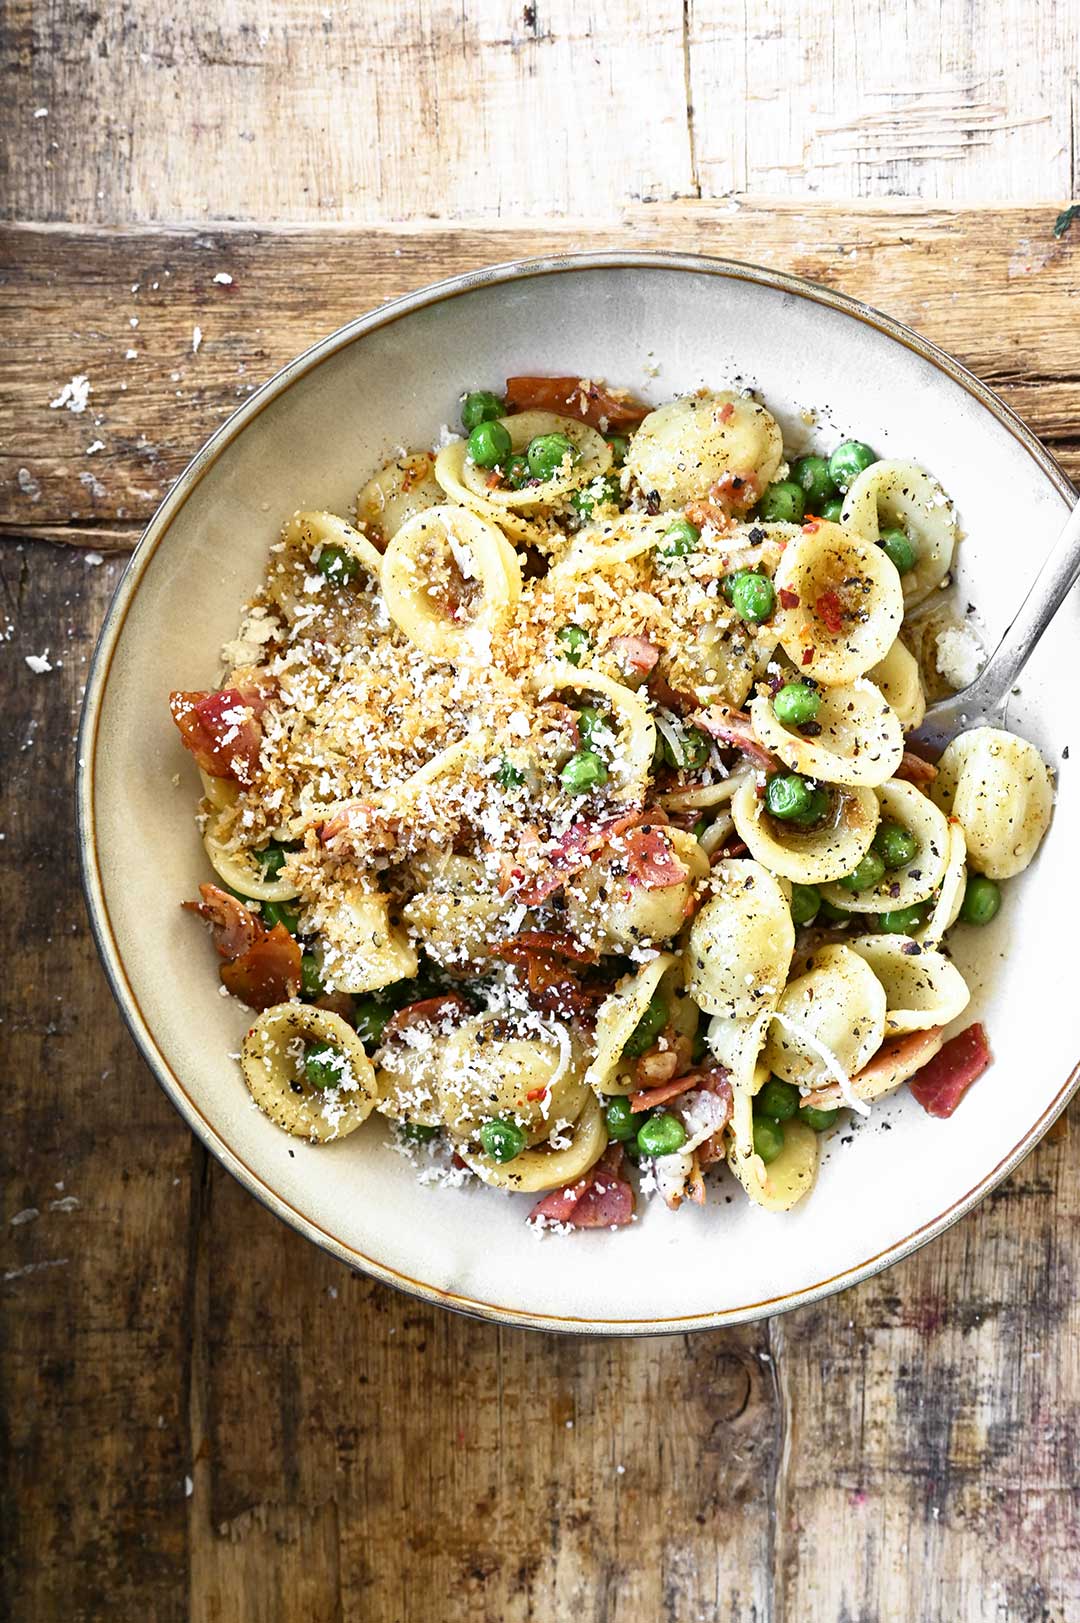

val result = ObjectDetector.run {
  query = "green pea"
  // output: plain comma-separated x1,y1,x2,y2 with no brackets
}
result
253,843,288,880
773,682,821,726
560,749,608,795
605,1097,646,1142
816,896,849,924
576,706,608,748
262,899,300,934
479,1117,526,1163
661,517,700,558
879,904,928,934
354,997,392,1046
801,1105,840,1132
316,545,359,584
606,433,630,466
467,419,512,468
571,473,621,517
503,453,531,490
526,432,578,481
661,723,711,772
304,1042,343,1091
399,1121,439,1143
495,757,524,790
755,1078,800,1122
838,850,886,892
556,624,591,666
791,786,829,828
728,570,775,624
637,1113,687,1157
790,883,821,927
872,822,919,870
790,454,838,511
820,498,844,523
765,772,824,825
622,992,669,1058
300,951,325,1001
879,528,919,576
959,874,1002,927
758,480,805,524
827,440,877,492
461,390,504,432
752,1117,785,1164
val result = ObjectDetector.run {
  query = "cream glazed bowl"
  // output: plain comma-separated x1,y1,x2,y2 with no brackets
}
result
78,253,1079,1334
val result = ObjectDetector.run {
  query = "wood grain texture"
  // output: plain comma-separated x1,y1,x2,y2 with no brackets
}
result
3,200,1078,547
5,2,1080,1617
2,0,1077,223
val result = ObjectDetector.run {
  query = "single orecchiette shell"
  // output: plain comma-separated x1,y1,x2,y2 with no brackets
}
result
241,1005,379,1142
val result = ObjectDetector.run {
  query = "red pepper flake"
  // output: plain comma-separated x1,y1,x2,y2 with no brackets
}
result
801,647,815,666
718,402,735,423
526,1086,548,1102
779,587,801,610
802,520,820,533
815,590,845,634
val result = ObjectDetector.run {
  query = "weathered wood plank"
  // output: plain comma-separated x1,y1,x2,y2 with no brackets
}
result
0,545,194,1621
2,202,1077,546
3,1,1076,224
687,0,1080,203
773,1129,1080,1623
189,1170,778,1623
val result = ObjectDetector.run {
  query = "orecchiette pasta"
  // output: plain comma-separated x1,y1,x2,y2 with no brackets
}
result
868,638,926,731
931,726,1054,880
764,945,887,1091
381,504,522,661
846,935,970,1035
772,521,904,685
626,390,783,508
174,370,1053,1226
241,1005,379,1142
819,778,951,912
731,774,879,885
685,859,794,1019
357,451,444,542
841,459,958,608
750,677,903,787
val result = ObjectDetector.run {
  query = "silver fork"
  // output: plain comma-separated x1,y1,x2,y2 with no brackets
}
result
909,496,1080,756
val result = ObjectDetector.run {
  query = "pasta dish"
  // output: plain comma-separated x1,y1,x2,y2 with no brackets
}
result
170,376,1053,1230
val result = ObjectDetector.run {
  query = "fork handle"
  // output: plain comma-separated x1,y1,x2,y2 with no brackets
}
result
961,494,1080,713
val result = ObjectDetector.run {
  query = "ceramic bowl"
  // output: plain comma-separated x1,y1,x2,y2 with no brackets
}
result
79,253,1079,1334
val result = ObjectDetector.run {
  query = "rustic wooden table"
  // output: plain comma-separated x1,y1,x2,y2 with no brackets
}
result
3,6,1079,1619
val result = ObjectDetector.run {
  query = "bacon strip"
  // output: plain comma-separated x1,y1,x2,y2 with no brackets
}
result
382,994,471,1038
183,882,263,959
491,930,599,966
629,1064,733,1127
909,1023,992,1118
527,1145,635,1230
622,825,689,890
515,807,653,905
491,934,605,1018
220,924,301,1010
609,634,660,675
504,375,648,432
691,705,779,771
896,749,939,785
169,682,273,785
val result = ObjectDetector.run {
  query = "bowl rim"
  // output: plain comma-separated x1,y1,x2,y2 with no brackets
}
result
77,248,1080,1335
